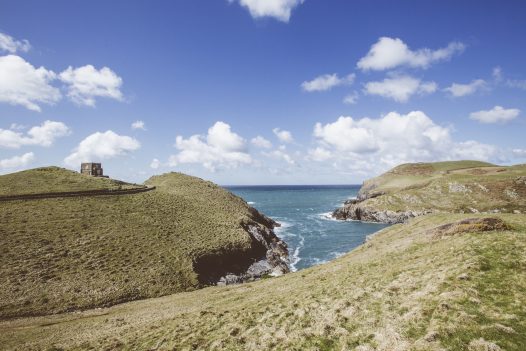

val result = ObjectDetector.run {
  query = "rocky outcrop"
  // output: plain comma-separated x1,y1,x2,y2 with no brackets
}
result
199,209,290,286
332,200,430,224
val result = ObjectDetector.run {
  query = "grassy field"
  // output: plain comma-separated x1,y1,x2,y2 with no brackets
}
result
0,168,276,319
0,167,143,195
355,161,526,214
1,213,524,350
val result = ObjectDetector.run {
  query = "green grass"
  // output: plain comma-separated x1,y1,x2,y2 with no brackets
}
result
0,167,143,195
1,213,525,350
356,161,526,214
0,168,274,319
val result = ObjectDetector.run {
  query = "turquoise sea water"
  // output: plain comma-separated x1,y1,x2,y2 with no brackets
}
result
227,185,389,271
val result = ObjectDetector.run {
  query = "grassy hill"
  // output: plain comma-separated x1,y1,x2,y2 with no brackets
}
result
0,167,143,196
334,161,526,222
2,213,525,350
0,168,283,319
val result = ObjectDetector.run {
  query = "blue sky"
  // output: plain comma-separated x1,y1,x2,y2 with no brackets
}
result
1,0,525,184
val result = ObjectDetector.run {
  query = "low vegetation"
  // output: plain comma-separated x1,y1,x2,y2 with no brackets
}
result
355,161,526,214
1,213,524,350
0,168,275,319
0,167,142,195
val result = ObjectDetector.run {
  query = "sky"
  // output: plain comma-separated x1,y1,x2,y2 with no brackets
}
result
1,0,525,185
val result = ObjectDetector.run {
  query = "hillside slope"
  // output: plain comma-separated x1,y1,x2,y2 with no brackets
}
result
0,168,288,319
0,167,143,195
2,213,525,350
333,161,526,223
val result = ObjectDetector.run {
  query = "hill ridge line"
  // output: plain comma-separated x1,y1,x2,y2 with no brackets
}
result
0,186,155,202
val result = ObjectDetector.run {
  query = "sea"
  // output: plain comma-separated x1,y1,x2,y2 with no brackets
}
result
226,185,389,271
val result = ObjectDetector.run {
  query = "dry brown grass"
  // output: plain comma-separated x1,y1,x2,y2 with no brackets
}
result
1,213,525,350
0,169,275,319
428,217,510,239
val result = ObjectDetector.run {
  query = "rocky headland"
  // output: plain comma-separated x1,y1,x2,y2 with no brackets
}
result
333,161,526,224
0,168,289,318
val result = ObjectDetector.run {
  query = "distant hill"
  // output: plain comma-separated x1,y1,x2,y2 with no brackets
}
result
333,161,526,223
0,168,287,319
0,166,143,196
2,213,525,350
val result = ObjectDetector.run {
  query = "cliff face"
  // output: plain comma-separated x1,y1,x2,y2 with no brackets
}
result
333,161,526,224
332,198,431,224
0,169,289,319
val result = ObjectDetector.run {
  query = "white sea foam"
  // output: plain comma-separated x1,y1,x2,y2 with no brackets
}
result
317,212,339,221
310,257,329,266
288,234,305,272
247,201,256,205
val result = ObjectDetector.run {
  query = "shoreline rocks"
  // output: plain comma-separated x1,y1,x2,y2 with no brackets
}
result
216,212,290,286
332,200,430,224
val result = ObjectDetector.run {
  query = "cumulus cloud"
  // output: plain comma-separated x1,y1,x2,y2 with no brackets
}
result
264,148,296,165
59,65,123,106
0,32,31,54
0,55,61,111
0,120,70,149
343,91,359,105
492,66,503,82
251,135,272,148
364,75,437,102
273,128,293,143
312,111,497,172
307,147,332,161
506,79,526,90
168,121,251,171
469,106,520,124
444,79,487,97
0,152,35,170
150,158,161,169
301,73,355,92
131,120,146,130
64,131,140,167
357,37,465,71
229,0,304,22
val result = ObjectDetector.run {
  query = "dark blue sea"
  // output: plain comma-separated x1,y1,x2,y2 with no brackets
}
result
226,185,389,271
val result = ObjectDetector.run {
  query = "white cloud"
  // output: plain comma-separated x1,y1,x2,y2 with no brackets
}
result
493,66,503,82
273,128,293,143
131,120,146,130
0,120,70,149
264,149,296,165
0,32,31,54
357,37,465,71
312,111,497,172
229,0,304,22
9,123,26,130
343,91,359,105
150,158,161,169
506,79,526,90
0,55,61,111
444,79,487,97
64,131,140,167
59,65,123,106
469,106,520,124
0,152,35,170
168,121,251,171
513,149,526,158
301,73,355,92
364,75,437,102
307,147,332,161
251,135,272,148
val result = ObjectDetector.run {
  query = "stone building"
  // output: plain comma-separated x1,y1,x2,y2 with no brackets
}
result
80,163,104,177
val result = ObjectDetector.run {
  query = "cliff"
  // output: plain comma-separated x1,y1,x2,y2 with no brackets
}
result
0,168,288,319
333,161,526,223
3,213,525,350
